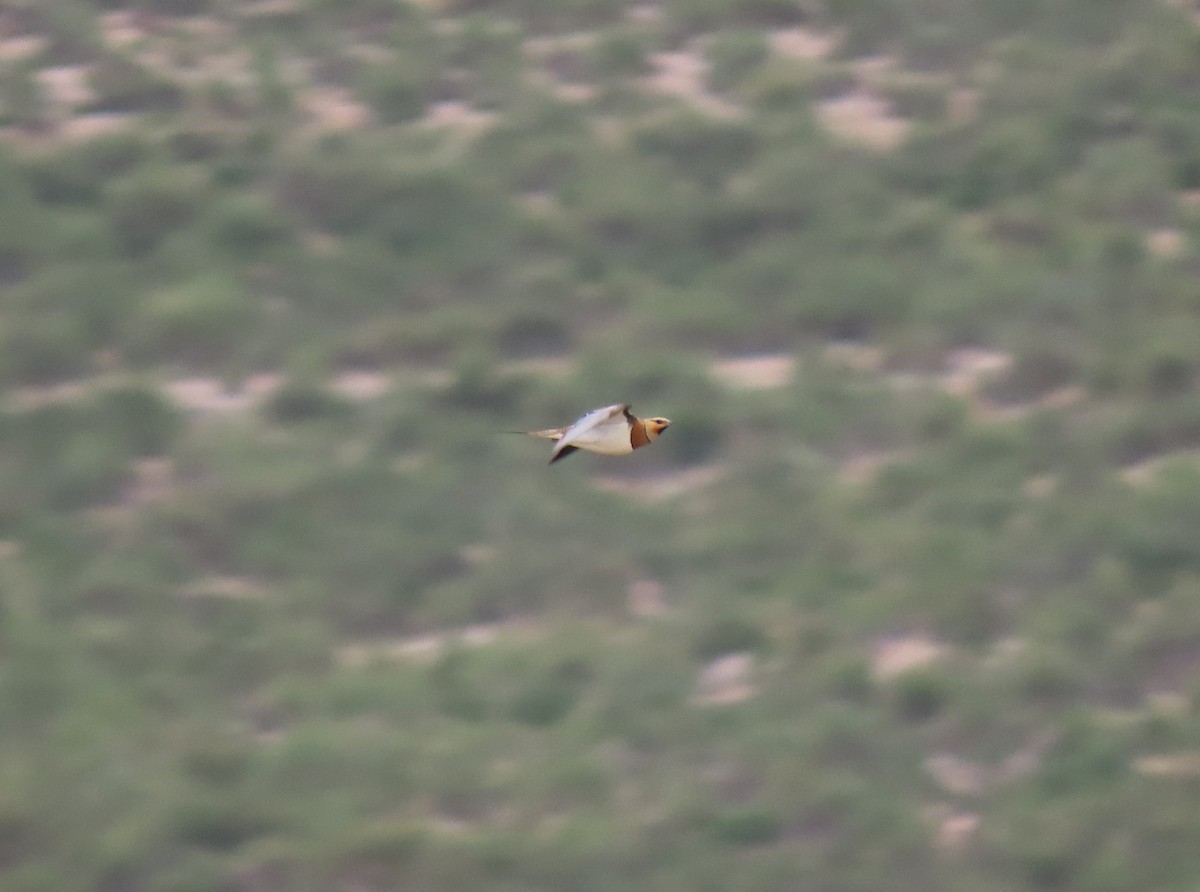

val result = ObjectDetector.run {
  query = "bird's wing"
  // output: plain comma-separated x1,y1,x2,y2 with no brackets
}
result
551,403,631,458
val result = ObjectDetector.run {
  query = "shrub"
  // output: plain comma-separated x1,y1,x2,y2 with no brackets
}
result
87,55,184,114
94,383,183,456
632,114,758,189
510,677,578,726
890,667,949,722
710,806,782,846
356,62,429,125
705,30,770,93
130,272,255,366
204,195,295,260
693,616,767,661
262,380,352,424
103,169,203,257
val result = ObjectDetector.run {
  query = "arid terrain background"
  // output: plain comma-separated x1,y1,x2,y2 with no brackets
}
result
3,1,1200,889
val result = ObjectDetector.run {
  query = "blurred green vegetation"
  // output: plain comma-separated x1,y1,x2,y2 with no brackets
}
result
3,0,1200,889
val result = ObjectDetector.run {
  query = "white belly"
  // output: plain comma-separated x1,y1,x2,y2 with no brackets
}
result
570,424,633,455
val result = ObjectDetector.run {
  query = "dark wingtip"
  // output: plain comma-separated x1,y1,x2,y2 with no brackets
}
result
549,445,579,464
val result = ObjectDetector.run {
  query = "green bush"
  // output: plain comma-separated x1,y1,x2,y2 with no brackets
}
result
94,383,183,456
103,169,204,257
129,272,255,366
356,62,430,125
710,805,782,846
692,616,767,660
87,55,184,114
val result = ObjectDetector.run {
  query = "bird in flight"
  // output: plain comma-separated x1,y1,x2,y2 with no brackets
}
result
518,403,670,464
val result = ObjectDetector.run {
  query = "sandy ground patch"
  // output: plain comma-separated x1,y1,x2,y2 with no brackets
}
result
947,86,980,124
420,101,498,139
180,575,268,600
693,652,757,705
331,369,391,401
940,347,1012,397
710,354,794,389
644,48,742,118
123,457,176,505
627,578,668,617
1146,227,1186,258
56,113,137,141
923,805,980,851
823,340,886,372
925,753,986,795
100,10,149,47
337,621,536,667
816,90,908,150
837,449,908,485
37,66,95,109
1134,752,1200,777
871,634,945,680
163,373,284,413
500,355,576,377
0,34,47,62
299,85,372,133
768,27,839,60
1121,450,1200,485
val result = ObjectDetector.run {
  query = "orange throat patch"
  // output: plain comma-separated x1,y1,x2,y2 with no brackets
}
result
630,419,651,450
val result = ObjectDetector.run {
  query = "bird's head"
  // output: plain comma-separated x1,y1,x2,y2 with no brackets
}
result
644,417,671,441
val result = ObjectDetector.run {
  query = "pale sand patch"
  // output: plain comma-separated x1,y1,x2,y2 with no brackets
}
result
644,49,742,118
710,354,794,389
523,32,596,56
163,373,284,413
123,457,175,505
871,634,945,680
0,34,47,62
1146,227,1186,258
935,809,980,851
626,4,664,24
299,86,372,133
9,378,93,408
924,753,987,796
998,732,1055,781
837,449,907,485
237,0,303,18
420,100,497,138
816,90,908,150
180,576,268,600
37,66,95,108
1121,450,1200,486
693,652,757,705
99,10,148,47
1135,753,1200,777
56,112,136,141
940,347,1012,397
500,355,576,376
331,369,391,401
979,384,1086,423
459,542,497,565
1023,474,1057,498
946,86,980,124
548,81,598,103
768,27,839,61
627,578,668,617
517,191,559,215
337,621,535,667
823,340,886,372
